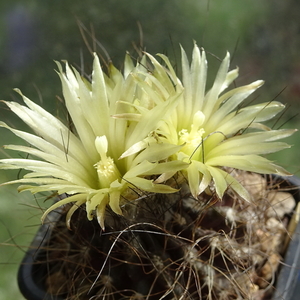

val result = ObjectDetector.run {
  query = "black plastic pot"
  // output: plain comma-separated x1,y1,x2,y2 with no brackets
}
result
17,175,300,300
272,175,300,300
18,208,65,300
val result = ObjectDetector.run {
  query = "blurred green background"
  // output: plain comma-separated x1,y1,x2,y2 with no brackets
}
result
0,0,299,299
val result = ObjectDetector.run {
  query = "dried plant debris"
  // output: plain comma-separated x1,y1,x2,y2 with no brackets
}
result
34,172,296,300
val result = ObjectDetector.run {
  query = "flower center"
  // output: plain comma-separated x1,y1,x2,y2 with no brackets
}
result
178,111,206,157
94,136,121,189
95,157,121,188
179,128,205,156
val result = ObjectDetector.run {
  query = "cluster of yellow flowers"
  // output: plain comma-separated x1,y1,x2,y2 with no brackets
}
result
0,44,296,229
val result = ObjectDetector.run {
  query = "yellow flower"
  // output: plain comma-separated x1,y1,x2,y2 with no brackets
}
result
0,54,187,229
0,45,296,229
130,44,296,200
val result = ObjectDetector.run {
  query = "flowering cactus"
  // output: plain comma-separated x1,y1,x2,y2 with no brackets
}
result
0,44,296,229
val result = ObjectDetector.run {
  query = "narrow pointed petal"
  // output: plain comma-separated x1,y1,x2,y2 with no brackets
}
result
206,166,228,199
